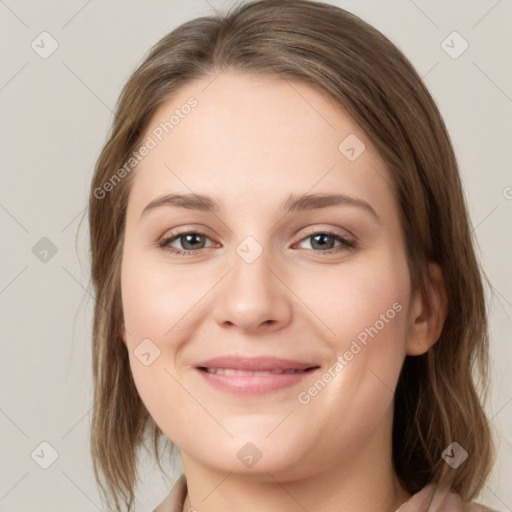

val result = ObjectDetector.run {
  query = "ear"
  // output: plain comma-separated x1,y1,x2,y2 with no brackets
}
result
406,262,448,356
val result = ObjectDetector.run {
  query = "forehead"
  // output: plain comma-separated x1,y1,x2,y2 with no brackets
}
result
127,71,394,218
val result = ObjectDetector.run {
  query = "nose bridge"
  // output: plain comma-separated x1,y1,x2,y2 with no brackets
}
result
230,234,277,306
212,232,291,332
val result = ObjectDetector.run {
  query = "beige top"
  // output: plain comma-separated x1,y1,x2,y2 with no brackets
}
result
153,474,497,512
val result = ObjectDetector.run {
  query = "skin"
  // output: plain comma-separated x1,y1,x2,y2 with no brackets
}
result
120,70,447,512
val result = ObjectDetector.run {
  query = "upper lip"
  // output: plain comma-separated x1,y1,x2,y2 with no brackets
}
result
195,356,319,372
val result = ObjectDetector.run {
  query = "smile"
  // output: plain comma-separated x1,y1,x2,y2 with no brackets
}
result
194,357,320,395
201,368,312,375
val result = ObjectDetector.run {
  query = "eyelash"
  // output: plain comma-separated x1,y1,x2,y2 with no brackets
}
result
158,229,356,257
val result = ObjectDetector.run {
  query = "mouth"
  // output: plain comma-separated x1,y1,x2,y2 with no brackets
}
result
199,367,314,375
194,356,320,395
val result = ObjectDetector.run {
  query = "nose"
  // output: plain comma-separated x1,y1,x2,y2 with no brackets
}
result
212,243,293,335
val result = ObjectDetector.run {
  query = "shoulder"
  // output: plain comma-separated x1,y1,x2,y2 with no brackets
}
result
465,502,500,512
398,484,499,512
153,474,187,512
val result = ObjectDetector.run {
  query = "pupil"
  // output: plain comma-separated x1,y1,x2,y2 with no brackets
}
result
183,234,203,250
312,234,333,250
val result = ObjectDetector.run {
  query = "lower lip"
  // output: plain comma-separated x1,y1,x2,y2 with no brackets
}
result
196,368,318,395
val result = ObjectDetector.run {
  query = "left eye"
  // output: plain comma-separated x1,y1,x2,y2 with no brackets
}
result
295,231,355,252
159,230,355,256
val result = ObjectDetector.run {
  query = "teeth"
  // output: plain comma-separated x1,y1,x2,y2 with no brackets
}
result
205,368,304,375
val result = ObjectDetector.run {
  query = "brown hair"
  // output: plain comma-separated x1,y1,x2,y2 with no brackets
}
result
87,0,495,509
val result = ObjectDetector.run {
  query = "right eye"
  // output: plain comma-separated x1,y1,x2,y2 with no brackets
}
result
159,231,216,256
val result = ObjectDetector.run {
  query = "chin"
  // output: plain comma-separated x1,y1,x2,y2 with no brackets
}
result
182,435,316,481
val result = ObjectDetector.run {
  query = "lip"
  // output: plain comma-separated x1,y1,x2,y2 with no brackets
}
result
195,356,320,395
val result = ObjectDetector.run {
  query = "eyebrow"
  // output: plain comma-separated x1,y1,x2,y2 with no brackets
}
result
140,192,381,223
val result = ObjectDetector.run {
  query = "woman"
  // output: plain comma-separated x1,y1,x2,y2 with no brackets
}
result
88,1,497,511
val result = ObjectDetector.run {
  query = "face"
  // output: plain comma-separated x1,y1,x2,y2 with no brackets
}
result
120,70,419,481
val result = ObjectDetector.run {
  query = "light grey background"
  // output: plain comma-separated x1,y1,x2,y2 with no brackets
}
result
1,0,511,510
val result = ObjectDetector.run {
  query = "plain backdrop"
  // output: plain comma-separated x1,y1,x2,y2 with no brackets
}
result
0,0,511,511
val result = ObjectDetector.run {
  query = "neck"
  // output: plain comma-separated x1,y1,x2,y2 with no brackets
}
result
179,405,411,512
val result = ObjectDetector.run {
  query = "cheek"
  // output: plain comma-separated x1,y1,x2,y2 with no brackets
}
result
120,266,197,439
290,260,409,455
300,251,411,403
301,252,410,353
120,251,220,435
120,253,202,346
